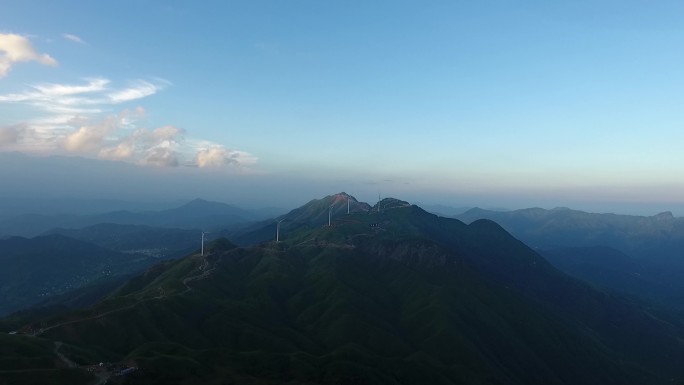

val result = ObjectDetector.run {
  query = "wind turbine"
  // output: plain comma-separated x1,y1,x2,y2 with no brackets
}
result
201,231,210,256
347,196,350,214
328,204,334,227
276,219,285,242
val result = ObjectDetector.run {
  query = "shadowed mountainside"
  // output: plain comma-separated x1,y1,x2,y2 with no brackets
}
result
456,207,684,308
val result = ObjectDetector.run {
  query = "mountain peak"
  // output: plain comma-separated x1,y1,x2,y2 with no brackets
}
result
205,237,237,254
181,198,223,208
654,211,674,219
330,192,360,205
371,197,411,212
270,194,371,226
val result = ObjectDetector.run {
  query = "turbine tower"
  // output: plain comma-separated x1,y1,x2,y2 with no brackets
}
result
328,204,333,227
347,196,350,214
201,231,209,256
276,219,285,242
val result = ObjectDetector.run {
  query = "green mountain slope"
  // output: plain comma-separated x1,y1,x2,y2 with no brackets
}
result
4,198,684,384
227,192,371,246
0,333,94,385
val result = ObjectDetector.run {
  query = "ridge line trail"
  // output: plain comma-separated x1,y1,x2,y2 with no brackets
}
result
181,256,214,294
54,340,111,385
53,341,77,368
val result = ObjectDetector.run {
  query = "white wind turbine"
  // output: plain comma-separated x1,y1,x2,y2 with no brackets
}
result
201,231,210,256
276,219,285,242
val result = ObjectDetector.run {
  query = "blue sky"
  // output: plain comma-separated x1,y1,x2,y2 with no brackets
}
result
1,1,684,213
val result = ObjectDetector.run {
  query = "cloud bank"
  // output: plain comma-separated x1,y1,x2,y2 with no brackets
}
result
0,34,255,170
0,33,57,78
0,77,256,169
194,145,257,168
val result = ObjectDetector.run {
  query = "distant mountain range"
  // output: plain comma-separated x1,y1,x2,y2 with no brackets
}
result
456,207,684,256
46,223,199,255
456,207,684,308
0,198,284,238
0,199,289,317
3,193,684,384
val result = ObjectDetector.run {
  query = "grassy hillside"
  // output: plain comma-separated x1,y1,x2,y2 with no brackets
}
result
0,334,93,385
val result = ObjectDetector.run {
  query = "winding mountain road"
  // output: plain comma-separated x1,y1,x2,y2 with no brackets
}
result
34,254,214,337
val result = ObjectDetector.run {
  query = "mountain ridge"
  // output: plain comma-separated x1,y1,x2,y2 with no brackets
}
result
0,198,263,238
4,195,684,384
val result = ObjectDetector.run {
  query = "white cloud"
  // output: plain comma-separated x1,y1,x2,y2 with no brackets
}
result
107,80,159,103
64,114,121,153
96,123,257,169
0,70,255,169
194,146,258,168
0,33,57,78
142,146,180,167
150,125,182,141
99,140,136,160
62,33,85,44
98,123,185,166
33,78,109,96
0,78,162,115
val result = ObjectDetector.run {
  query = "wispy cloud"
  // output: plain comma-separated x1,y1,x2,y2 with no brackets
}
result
62,33,85,44
107,80,159,103
0,78,162,115
0,33,58,78
0,78,256,169
34,78,109,96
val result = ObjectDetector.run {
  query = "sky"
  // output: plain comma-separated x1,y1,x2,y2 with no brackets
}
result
1,1,684,215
